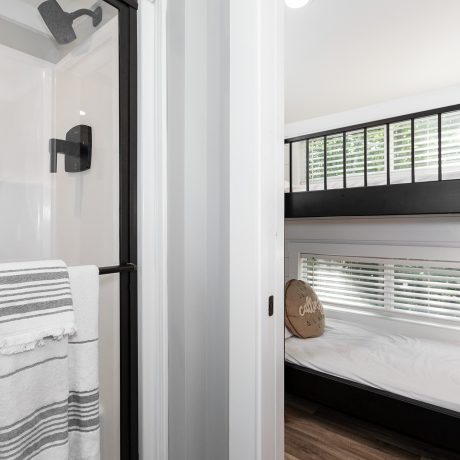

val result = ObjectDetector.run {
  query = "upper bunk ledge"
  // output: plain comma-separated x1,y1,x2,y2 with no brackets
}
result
285,180,460,218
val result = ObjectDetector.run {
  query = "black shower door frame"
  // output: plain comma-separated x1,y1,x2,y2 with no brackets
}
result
102,1,138,458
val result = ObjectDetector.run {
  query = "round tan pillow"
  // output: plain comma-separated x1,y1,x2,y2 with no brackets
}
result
285,279,325,338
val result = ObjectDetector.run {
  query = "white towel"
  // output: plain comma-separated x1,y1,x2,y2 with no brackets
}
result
0,260,75,355
0,340,70,459
68,266,100,460
0,263,100,460
0,260,75,459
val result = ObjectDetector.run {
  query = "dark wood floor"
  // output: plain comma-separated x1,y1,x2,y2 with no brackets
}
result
285,397,460,460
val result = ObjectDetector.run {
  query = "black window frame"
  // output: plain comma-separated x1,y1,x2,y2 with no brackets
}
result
285,104,460,218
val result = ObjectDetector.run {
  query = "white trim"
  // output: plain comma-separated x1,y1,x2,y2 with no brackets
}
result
229,0,284,459
138,0,168,459
286,241,460,264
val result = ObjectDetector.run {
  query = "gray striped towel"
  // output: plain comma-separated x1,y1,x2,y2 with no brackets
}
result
0,264,100,459
0,340,71,459
0,260,75,355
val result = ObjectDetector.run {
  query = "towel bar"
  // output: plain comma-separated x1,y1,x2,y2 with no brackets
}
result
98,263,137,275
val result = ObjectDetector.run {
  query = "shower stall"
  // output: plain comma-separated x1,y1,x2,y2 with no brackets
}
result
0,0,138,458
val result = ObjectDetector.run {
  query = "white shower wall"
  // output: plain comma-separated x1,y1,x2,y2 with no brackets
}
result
0,17,121,460
53,18,120,460
0,43,53,261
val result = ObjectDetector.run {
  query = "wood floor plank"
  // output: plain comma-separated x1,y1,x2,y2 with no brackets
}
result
285,401,460,460
285,454,299,460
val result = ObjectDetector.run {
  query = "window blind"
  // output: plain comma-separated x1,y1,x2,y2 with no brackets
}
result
300,255,460,319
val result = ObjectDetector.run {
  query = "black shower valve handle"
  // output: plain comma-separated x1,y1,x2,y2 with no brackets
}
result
49,125,92,173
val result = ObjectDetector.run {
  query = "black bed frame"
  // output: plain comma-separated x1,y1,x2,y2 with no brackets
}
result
285,362,460,454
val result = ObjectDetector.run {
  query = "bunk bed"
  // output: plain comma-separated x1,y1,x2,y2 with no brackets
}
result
284,104,460,219
285,318,460,453
284,104,460,455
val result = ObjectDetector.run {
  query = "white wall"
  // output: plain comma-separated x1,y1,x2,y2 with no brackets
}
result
167,0,230,459
285,0,460,124
285,84,460,139
0,44,53,262
286,215,460,247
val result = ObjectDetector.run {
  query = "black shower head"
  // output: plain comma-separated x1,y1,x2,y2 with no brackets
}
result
38,0,103,45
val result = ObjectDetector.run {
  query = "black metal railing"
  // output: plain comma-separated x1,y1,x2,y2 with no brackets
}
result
284,104,460,218
285,103,460,193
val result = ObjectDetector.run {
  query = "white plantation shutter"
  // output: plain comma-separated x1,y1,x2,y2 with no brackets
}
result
308,137,325,190
291,140,307,191
441,110,460,180
326,134,344,190
300,255,460,320
390,121,412,183
284,143,290,192
414,115,438,182
345,130,365,187
367,126,386,186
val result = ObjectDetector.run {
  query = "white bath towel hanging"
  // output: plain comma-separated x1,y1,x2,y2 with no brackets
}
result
68,266,100,460
0,260,76,460
0,340,71,459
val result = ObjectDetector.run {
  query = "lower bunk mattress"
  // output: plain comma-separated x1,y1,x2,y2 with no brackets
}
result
285,317,460,413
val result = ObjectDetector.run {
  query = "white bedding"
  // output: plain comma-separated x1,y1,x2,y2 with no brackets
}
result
285,318,460,413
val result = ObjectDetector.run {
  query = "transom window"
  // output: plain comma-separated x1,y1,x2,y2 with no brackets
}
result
285,105,460,193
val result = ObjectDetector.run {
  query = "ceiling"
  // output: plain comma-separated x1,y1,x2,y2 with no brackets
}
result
285,0,460,124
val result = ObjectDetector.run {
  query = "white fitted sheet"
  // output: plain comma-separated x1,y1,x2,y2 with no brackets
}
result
285,318,460,413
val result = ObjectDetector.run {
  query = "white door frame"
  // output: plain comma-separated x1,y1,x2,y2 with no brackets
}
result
138,0,285,458
229,1,285,459
138,0,169,459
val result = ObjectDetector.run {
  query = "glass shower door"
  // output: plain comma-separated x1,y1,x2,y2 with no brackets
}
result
0,2,126,458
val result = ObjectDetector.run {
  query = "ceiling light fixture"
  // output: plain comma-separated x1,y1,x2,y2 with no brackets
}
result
285,0,311,8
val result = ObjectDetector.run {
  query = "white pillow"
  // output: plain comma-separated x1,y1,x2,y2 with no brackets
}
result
285,326,293,339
